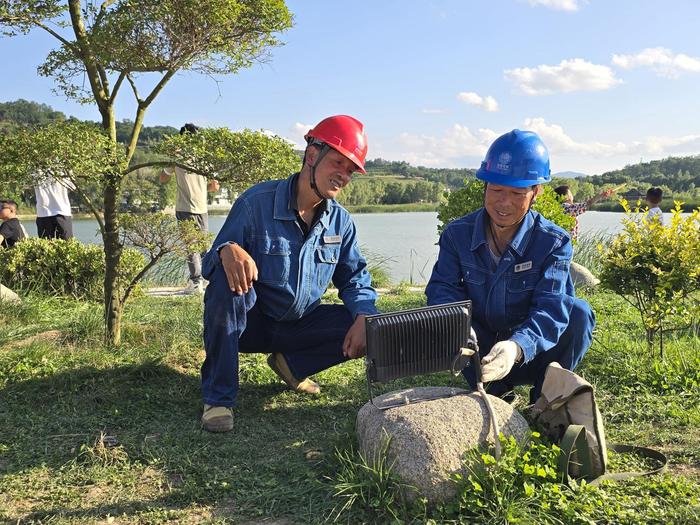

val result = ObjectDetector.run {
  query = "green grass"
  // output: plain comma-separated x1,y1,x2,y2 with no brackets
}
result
0,288,698,524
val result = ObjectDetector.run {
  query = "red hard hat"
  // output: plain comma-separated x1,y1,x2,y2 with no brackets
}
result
304,115,368,173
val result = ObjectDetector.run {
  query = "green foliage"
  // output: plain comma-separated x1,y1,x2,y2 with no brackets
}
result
0,238,144,301
599,201,700,350
330,437,424,524
437,179,576,234
0,120,125,191
444,433,585,524
154,127,300,191
337,177,443,207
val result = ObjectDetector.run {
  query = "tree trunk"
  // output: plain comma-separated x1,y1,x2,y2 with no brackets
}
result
103,177,123,347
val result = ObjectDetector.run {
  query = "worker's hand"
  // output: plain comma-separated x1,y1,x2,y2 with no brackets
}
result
343,315,367,359
207,179,220,193
481,340,522,382
219,243,258,295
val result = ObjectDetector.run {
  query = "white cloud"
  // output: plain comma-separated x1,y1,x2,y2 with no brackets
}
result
523,117,700,163
457,91,499,112
287,122,314,148
636,134,700,155
525,0,581,11
421,108,445,114
388,125,498,167
505,58,622,95
523,118,628,156
612,47,700,78
377,118,700,173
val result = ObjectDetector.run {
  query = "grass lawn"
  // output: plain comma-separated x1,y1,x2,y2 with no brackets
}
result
0,289,698,524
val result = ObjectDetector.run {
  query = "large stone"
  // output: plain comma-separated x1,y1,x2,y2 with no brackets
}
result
356,386,530,503
0,283,20,304
570,261,600,288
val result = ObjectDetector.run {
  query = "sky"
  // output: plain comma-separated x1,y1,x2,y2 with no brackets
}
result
1,0,700,175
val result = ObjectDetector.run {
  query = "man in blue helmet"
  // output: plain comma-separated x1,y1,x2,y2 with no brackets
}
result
426,130,595,403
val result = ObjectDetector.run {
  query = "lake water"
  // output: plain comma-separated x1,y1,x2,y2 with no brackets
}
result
20,211,679,284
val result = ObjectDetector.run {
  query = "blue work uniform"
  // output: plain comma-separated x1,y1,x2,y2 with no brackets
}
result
425,208,594,400
200,173,378,407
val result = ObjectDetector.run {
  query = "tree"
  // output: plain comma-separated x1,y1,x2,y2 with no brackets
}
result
599,201,700,355
436,179,576,235
0,0,293,345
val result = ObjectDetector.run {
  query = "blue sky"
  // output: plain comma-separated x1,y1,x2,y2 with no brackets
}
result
1,0,700,174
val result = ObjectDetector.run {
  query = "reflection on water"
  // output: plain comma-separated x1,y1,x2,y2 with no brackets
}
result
19,211,680,284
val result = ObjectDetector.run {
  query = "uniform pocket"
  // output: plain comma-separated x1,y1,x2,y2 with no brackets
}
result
506,269,540,318
507,269,540,292
316,244,340,288
255,236,291,285
461,264,487,285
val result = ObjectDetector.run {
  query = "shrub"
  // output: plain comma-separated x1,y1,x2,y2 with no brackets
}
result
598,201,700,354
437,179,576,234
0,238,144,301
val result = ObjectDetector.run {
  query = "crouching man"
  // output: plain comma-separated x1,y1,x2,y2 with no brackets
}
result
199,115,379,432
426,130,595,403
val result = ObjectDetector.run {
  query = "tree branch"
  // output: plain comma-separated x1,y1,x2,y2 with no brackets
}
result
142,69,176,108
120,252,165,305
123,160,207,177
35,21,78,51
125,73,143,103
67,0,109,109
73,183,105,235
124,105,146,165
108,71,127,105
94,0,119,27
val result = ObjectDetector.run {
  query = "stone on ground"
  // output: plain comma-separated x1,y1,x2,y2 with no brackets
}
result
570,261,600,288
0,283,20,303
356,386,530,503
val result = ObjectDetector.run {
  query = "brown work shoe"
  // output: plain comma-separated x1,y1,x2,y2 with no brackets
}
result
267,353,321,395
201,404,234,433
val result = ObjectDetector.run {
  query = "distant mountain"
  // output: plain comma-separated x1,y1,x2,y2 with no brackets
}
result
553,171,588,179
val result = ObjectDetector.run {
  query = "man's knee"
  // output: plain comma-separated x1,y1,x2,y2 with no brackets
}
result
559,298,595,370
571,298,595,334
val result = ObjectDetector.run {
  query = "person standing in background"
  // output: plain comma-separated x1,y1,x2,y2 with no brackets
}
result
34,177,74,240
645,187,664,225
0,199,26,248
554,184,618,240
159,123,220,294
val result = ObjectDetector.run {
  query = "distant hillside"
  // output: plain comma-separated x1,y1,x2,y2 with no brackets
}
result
0,99,68,131
554,171,587,179
364,158,474,190
0,99,178,147
583,155,700,193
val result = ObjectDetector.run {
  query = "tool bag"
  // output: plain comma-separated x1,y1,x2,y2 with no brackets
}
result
529,362,667,484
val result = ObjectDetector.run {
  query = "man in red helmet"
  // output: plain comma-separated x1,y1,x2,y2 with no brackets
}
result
198,115,379,432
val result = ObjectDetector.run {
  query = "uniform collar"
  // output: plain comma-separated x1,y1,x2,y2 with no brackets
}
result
472,208,536,256
274,172,331,228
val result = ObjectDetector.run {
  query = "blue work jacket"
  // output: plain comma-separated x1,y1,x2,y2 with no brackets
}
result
202,173,378,322
425,209,575,363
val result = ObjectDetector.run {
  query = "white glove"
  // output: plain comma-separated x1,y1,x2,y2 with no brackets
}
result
480,340,522,382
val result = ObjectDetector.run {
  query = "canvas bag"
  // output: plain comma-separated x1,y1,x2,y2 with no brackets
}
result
529,362,667,484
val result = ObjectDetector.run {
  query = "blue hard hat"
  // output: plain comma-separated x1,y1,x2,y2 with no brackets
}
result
476,129,551,188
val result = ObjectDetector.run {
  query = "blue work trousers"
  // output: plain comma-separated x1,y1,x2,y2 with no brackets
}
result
463,298,595,403
201,265,353,407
